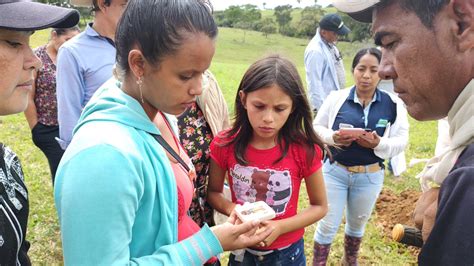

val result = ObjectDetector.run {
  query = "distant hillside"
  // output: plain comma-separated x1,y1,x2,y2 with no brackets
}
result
210,27,370,109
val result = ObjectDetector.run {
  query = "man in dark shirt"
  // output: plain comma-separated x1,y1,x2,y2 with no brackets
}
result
332,0,474,265
419,144,474,265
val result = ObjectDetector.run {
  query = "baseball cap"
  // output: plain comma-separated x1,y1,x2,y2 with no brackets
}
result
0,0,80,31
331,0,381,23
319,13,351,35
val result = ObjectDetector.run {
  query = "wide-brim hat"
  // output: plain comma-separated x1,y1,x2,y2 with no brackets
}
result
331,0,381,23
0,0,80,31
70,0,91,7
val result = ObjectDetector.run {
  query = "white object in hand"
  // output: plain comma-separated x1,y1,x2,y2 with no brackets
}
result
234,201,276,223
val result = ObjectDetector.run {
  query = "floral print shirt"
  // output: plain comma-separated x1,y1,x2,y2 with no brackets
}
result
34,45,58,126
178,102,215,227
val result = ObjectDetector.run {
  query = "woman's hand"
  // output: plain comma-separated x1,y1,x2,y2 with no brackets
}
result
333,131,355,147
211,211,274,251
356,131,380,149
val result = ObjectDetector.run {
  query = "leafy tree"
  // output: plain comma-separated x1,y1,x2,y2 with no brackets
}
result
340,13,372,42
219,4,261,30
260,18,277,38
223,5,244,27
274,4,293,31
232,5,261,42
297,6,324,38
213,11,230,27
279,25,297,37
241,4,261,24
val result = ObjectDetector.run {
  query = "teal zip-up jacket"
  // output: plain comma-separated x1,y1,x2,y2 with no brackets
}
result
54,78,222,265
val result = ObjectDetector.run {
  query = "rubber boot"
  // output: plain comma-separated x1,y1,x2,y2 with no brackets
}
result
341,235,362,266
312,241,331,266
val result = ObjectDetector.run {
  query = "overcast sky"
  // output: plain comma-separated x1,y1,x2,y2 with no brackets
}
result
210,0,332,11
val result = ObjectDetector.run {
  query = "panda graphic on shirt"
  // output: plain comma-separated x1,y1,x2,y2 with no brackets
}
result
230,164,292,215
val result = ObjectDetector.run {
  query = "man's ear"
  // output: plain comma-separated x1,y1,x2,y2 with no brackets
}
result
239,91,247,109
96,0,109,13
451,0,474,51
128,49,145,79
51,30,58,40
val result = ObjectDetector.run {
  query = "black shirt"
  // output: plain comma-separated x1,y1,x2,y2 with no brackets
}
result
0,144,30,266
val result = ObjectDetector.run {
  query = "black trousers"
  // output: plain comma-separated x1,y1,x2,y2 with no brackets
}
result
31,123,64,184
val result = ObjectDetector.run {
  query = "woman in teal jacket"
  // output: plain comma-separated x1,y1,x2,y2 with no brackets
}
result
54,0,272,264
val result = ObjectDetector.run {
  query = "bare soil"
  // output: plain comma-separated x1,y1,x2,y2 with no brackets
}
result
375,188,422,256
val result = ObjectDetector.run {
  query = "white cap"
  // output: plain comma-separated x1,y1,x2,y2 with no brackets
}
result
331,0,381,23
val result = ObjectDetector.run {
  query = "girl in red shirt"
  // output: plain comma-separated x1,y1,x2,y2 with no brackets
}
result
208,55,328,265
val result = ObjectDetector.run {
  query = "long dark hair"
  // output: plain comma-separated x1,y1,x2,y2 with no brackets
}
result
224,55,325,165
115,0,217,75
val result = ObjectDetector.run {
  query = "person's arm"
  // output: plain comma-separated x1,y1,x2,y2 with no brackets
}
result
24,71,38,129
207,159,236,216
305,49,326,111
373,97,409,159
313,92,338,146
414,187,439,241
56,145,271,265
56,46,84,149
259,168,328,247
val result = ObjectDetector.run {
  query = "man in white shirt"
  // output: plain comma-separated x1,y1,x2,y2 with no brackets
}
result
304,13,350,113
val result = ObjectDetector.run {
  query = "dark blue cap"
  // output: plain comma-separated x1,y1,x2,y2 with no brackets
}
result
319,13,351,35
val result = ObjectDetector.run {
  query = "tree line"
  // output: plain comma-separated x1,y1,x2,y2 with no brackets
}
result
213,4,371,42
35,1,371,42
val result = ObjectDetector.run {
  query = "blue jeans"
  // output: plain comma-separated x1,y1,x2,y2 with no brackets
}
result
314,161,384,244
228,238,305,266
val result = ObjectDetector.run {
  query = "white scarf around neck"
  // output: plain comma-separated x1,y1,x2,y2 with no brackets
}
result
419,79,474,191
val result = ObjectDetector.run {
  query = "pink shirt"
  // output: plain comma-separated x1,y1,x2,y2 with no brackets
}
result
164,115,218,264
170,150,201,241
160,114,198,241
210,132,323,249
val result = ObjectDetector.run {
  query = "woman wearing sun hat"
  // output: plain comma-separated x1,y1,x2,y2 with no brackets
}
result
0,1,79,264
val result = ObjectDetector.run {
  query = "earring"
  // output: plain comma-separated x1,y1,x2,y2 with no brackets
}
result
136,76,144,104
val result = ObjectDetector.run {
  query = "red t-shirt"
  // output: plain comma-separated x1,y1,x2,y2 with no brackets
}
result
210,133,323,250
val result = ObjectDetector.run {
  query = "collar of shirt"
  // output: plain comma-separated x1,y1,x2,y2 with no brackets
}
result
349,86,380,106
349,86,380,127
85,22,115,47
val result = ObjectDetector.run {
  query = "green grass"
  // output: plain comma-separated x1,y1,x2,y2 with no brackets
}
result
210,27,371,112
0,26,436,265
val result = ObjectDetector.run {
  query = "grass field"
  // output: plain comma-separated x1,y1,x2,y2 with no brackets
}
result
1,26,437,265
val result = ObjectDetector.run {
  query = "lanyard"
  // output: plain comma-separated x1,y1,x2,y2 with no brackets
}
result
151,134,190,172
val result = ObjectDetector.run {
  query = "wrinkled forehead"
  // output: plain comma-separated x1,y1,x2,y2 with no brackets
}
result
371,1,404,33
371,1,424,45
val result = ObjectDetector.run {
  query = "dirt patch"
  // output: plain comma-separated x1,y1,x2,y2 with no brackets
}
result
375,188,421,235
375,188,422,255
